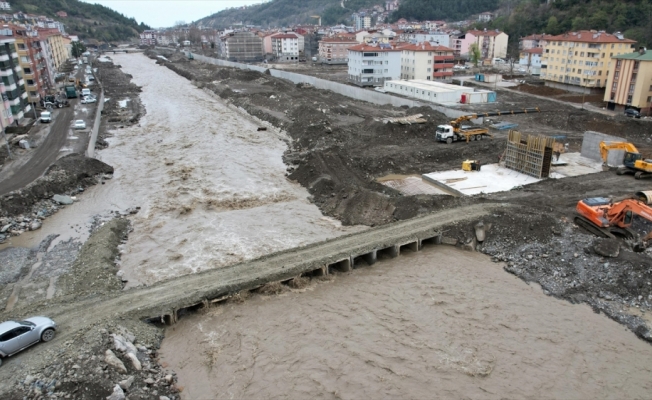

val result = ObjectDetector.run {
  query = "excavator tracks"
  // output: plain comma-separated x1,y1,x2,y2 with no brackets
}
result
574,216,615,239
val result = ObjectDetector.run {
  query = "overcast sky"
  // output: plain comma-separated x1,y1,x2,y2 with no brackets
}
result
80,0,267,28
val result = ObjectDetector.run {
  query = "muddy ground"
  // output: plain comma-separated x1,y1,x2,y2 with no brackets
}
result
150,49,652,342
0,49,650,398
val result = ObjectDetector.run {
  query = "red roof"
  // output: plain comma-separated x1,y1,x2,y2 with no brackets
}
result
547,30,636,44
522,47,543,54
272,34,298,39
521,33,553,41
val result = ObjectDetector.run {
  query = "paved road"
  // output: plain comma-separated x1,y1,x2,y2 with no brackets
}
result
0,106,74,196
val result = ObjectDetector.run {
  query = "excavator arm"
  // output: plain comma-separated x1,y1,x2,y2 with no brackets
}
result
605,199,652,227
599,141,640,163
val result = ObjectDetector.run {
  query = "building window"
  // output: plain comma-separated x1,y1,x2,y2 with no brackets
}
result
647,96,652,103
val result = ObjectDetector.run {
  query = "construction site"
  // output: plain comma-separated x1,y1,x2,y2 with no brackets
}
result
0,49,652,398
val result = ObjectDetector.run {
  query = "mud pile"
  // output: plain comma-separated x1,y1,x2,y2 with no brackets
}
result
94,58,145,149
0,153,113,218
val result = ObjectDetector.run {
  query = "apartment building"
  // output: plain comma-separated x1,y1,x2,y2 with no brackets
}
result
400,31,450,47
519,33,552,50
12,25,48,104
140,30,157,46
222,31,264,62
0,27,30,124
604,47,652,114
455,29,508,60
318,36,358,64
263,31,304,61
347,43,401,87
353,13,371,31
519,47,543,72
271,33,300,61
540,30,636,92
400,43,454,81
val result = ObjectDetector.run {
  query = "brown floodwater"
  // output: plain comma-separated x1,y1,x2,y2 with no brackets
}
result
160,246,652,399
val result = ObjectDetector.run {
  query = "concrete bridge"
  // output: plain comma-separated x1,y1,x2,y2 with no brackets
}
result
12,204,501,344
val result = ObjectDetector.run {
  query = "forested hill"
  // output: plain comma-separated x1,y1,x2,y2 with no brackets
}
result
390,0,498,22
480,0,652,48
10,0,150,42
197,0,378,28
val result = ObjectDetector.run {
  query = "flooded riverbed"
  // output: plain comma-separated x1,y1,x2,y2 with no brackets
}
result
160,246,652,399
3,53,364,287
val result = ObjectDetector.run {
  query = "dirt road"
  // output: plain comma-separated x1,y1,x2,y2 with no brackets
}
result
0,106,74,196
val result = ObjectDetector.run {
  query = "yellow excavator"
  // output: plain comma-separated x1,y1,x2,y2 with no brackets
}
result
599,141,652,179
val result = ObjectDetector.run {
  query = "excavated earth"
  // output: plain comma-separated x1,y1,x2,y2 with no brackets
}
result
150,50,652,342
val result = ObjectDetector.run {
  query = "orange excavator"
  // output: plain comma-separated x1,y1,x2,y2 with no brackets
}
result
575,194,652,250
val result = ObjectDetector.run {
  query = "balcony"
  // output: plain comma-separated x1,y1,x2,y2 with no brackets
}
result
433,71,453,77
23,72,34,79
434,55,454,61
434,62,454,69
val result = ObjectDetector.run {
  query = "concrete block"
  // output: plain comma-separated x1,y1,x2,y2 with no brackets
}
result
580,131,624,166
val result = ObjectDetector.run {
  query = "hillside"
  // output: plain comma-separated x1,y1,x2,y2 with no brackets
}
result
478,0,652,50
10,0,150,42
197,0,378,28
389,0,499,22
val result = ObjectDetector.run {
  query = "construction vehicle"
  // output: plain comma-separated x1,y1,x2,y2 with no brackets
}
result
599,141,652,179
462,159,481,171
435,108,540,144
575,196,652,250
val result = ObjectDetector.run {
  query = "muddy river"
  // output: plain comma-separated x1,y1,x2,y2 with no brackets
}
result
160,245,652,399
4,53,363,287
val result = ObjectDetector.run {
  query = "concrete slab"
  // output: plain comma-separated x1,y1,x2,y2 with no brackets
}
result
423,164,540,196
379,176,450,196
419,152,603,197
550,152,604,178
580,131,624,166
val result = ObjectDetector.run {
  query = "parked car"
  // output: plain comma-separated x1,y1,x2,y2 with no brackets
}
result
624,108,641,118
0,317,57,366
74,120,86,129
81,96,96,104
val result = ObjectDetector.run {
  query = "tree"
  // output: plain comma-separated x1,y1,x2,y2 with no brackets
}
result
546,16,560,34
469,42,482,67
71,41,87,58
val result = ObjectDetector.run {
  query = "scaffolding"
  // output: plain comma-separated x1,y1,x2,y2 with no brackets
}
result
504,130,555,178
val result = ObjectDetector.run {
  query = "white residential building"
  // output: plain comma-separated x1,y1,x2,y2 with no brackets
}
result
347,43,401,87
400,42,455,81
0,2,10,11
271,33,301,61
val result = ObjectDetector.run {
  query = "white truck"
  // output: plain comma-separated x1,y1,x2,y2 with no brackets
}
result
435,108,541,144
40,111,52,123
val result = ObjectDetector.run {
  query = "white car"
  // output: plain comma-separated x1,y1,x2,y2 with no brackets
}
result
73,120,86,129
0,317,57,366
81,96,96,104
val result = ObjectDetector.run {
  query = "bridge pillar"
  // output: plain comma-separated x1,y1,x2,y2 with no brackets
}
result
164,309,178,325
363,250,377,266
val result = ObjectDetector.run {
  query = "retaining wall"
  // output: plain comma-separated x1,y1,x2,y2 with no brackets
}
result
182,52,482,123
